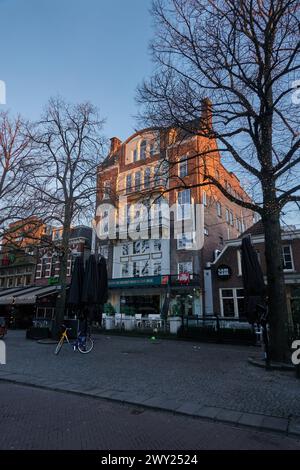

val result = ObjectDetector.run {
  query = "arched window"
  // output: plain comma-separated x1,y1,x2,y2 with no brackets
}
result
140,140,147,160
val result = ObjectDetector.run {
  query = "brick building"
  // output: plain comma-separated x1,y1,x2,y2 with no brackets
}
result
35,226,92,286
96,104,255,317
0,225,92,328
0,217,51,290
1,217,51,252
209,221,300,327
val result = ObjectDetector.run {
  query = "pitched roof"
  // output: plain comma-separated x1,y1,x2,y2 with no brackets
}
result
240,219,264,237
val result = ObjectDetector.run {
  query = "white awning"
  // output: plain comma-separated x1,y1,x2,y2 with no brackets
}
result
0,286,60,305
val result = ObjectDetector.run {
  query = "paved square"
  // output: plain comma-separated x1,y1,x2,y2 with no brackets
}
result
0,331,299,423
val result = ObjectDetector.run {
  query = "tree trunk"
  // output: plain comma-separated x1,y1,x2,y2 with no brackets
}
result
53,214,72,338
262,209,289,362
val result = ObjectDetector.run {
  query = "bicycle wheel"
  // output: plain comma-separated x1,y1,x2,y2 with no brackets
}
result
54,337,64,355
78,336,94,354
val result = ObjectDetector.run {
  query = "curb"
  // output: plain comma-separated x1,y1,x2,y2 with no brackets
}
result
248,357,295,371
0,375,299,439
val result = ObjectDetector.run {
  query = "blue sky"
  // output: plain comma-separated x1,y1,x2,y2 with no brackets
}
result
0,0,153,141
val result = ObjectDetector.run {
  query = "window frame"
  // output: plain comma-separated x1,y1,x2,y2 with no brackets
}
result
177,189,191,220
282,245,294,272
219,287,244,318
179,157,188,178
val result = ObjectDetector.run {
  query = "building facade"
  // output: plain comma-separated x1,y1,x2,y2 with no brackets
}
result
35,226,92,286
209,221,300,328
96,105,255,317
0,250,36,289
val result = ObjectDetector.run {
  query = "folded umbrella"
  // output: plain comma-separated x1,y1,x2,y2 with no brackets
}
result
68,256,85,307
241,235,266,324
97,256,108,306
241,235,270,366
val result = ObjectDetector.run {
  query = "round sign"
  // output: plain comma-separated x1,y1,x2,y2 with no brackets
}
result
217,264,232,280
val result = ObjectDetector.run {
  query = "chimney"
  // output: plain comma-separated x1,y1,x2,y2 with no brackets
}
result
110,137,122,155
201,98,212,130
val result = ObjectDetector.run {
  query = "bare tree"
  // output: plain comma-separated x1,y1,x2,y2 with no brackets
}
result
137,0,300,361
28,97,106,334
0,111,38,245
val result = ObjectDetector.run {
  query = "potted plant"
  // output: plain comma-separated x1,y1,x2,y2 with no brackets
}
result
104,303,115,330
120,305,136,330
170,303,182,334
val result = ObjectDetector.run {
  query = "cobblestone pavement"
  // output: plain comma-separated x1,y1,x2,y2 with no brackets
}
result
0,331,299,421
1,382,300,450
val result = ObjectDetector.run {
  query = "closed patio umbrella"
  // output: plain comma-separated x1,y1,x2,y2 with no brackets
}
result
68,257,85,309
82,254,100,324
82,254,99,304
241,235,269,365
97,256,108,325
97,256,108,306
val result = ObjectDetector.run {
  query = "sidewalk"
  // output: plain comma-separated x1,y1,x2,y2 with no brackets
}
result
1,331,300,438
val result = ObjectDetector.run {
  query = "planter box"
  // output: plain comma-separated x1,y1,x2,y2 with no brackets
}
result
124,316,135,331
105,316,115,330
170,316,182,334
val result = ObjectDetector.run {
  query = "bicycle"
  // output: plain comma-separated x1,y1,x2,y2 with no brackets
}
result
54,324,94,355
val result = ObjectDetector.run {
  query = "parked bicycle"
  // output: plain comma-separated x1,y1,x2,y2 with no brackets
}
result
54,324,94,355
